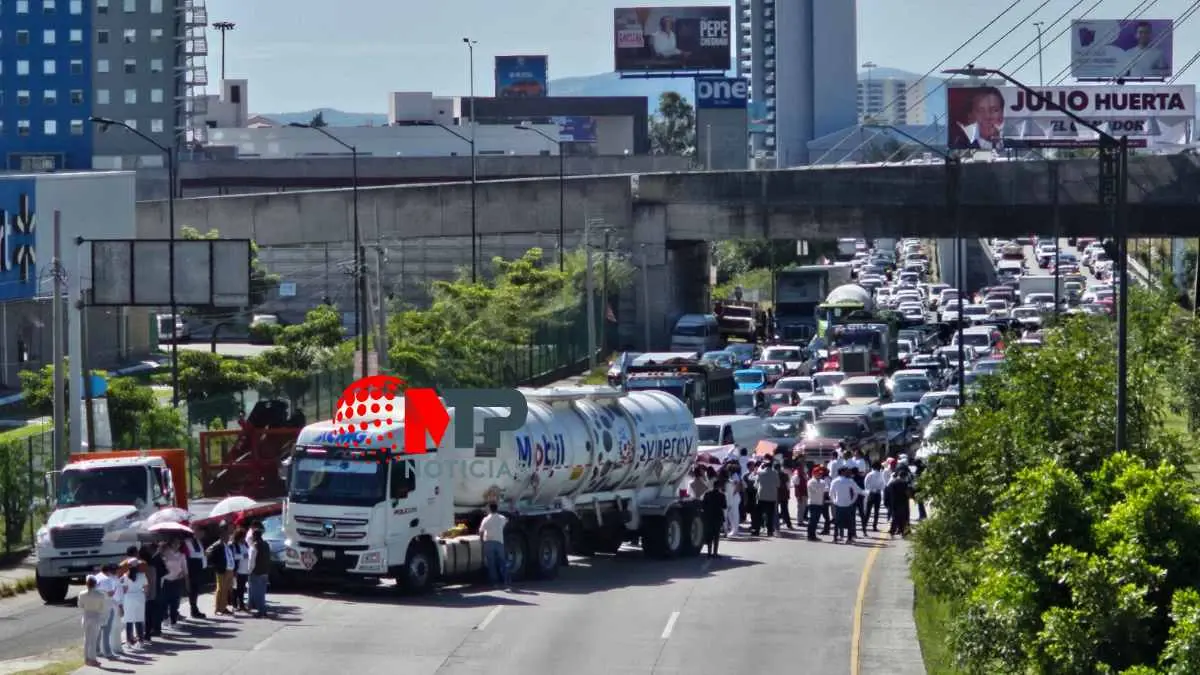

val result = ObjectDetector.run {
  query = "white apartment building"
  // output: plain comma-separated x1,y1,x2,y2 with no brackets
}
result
858,76,930,126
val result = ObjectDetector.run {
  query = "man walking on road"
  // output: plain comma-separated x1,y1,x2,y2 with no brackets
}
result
863,461,887,532
805,466,828,541
480,503,510,587
753,461,780,537
829,466,865,544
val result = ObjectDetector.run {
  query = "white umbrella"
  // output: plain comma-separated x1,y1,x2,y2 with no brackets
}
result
147,521,194,535
209,496,258,520
146,507,192,526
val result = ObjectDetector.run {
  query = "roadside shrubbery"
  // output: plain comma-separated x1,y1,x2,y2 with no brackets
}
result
914,289,1200,675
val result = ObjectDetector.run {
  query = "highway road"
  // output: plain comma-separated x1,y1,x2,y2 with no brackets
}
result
0,532,922,675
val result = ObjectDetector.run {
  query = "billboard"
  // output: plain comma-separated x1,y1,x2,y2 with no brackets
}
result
495,55,549,98
555,117,597,143
695,77,747,109
91,238,252,307
1071,19,1174,80
613,6,731,73
946,84,1195,150
0,179,38,302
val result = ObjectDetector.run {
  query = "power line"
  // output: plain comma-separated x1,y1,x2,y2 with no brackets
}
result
810,0,1029,165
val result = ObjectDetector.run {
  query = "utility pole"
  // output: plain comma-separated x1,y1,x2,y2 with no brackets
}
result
640,244,652,351
705,124,712,169
1051,162,1061,314
584,218,600,370
463,37,479,282
601,228,612,357
79,293,95,452
51,213,66,466
374,246,390,371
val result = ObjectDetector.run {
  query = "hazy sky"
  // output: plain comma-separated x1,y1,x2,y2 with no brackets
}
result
203,0,1200,112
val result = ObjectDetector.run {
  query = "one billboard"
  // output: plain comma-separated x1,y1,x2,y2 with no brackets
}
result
495,55,549,98
91,238,252,307
695,77,747,109
946,84,1195,150
555,117,597,143
1071,19,1174,80
0,178,37,302
613,6,731,73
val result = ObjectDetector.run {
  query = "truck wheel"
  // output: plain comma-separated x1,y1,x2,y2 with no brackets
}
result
36,573,69,604
505,530,529,581
398,541,438,594
681,510,705,557
661,510,685,558
531,526,563,580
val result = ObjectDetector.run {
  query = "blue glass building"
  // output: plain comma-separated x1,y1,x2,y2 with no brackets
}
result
0,0,94,170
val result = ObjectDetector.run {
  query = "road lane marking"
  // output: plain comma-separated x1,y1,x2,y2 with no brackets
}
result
850,545,882,675
476,606,503,631
660,611,680,639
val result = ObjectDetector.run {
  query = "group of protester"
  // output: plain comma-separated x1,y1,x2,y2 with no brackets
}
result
690,447,926,556
76,521,274,668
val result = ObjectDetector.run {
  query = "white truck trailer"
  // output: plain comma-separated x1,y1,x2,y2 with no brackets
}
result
281,386,704,592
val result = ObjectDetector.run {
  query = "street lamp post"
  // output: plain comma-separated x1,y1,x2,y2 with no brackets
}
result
863,123,965,393
463,38,479,282
514,124,565,272
424,122,479,279
288,122,368,377
943,66,1130,454
211,21,235,82
89,116,180,407
1032,22,1045,86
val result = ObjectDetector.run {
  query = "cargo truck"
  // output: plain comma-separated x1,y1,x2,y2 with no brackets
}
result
773,265,853,343
280,387,706,592
623,359,736,417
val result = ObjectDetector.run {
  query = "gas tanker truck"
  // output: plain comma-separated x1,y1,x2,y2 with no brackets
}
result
281,386,704,593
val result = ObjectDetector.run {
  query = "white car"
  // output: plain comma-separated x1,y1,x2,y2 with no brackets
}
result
961,304,990,323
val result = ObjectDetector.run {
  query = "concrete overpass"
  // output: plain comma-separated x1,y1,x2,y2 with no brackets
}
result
135,154,1200,347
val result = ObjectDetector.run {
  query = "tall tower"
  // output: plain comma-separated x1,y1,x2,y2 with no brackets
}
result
739,0,857,167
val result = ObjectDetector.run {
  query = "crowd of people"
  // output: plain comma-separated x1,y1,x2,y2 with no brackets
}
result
76,520,274,669
690,447,926,556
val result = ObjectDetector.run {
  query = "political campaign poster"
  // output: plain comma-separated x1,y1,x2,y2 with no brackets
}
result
613,6,731,73
1071,19,1174,80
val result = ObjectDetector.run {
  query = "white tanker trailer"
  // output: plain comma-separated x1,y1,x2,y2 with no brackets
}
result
281,386,704,592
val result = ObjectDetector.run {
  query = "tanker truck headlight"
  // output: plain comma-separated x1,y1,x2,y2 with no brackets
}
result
359,551,384,569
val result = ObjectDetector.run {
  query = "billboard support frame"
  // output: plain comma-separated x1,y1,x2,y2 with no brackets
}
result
88,237,253,308
618,70,727,80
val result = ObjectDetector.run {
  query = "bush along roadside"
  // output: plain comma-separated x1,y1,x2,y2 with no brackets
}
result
911,288,1200,674
0,574,37,598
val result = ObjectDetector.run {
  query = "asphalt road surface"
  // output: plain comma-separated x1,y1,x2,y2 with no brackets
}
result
0,530,917,675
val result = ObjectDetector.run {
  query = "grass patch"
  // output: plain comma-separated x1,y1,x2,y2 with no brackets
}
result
9,648,84,675
0,574,36,598
581,365,608,385
0,422,51,443
913,582,965,675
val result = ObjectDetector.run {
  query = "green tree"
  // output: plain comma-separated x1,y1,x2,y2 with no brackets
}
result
178,227,281,324
169,349,260,401
254,304,346,403
0,441,33,551
912,287,1200,674
105,377,157,445
649,92,695,156
17,363,57,414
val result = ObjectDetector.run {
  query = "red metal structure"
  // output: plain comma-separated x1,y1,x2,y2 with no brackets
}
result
197,399,304,500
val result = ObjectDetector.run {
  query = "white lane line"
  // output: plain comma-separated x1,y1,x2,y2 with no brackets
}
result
660,610,681,639
476,605,503,631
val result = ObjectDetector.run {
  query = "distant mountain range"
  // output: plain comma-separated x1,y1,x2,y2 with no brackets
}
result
253,67,952,128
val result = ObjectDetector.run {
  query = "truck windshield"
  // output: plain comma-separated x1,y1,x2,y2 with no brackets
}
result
833,331,879,349
57,466,148,508
625,378,686,399
288,447,386,507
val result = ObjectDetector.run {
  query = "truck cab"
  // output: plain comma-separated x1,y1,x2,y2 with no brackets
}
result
35,453,179,603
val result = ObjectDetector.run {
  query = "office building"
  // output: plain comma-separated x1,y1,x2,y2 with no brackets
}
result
858,73,937,126
737,0,857,167
0,0,207,172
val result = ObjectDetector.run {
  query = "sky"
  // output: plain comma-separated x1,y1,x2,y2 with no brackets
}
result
203,0,1200,113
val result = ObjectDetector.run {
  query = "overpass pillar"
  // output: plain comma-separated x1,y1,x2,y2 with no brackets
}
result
629,203,672,350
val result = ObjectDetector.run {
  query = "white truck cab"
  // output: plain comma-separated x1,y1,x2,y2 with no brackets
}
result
35,453,177,603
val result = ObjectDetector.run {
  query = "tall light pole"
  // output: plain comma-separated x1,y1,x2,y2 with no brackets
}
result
1032,22,1045,86
514,124,565,271
463,37,479,282
864,123,965,393
288,122,368,377
423,121,479,278
211,21,235,82
89,116,180,407
944,66,1129,454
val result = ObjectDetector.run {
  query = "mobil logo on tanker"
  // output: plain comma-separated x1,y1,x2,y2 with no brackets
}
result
515,433,568,467
695,77,748,110
637,435,695,463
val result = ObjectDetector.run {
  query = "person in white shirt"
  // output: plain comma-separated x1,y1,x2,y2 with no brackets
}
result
230,527,251,612
805,466,828,541
828,466,866,544
119,562,148,649
650,16,686,61
93,566,119,659
863,462,888,532
1120,22,1169,78
722,465,742,536
478,503,510,587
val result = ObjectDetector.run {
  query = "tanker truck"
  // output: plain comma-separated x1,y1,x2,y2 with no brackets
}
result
280,386,704,593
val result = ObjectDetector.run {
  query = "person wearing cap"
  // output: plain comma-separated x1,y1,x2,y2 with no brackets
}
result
78,575,107,667
828,466,866,544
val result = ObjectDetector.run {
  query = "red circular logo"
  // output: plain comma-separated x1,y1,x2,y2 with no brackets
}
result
333,375,405,462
